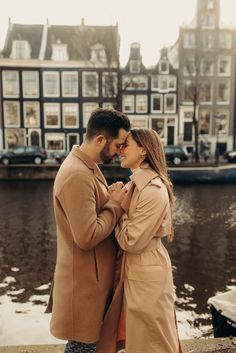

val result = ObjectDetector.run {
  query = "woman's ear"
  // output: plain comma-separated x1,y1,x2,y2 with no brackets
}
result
140,147,147,157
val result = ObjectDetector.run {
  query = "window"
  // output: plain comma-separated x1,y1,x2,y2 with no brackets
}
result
199,110,211,134
2,71,19,97
136,95,147,113
202,14,214,28
151,94,163,113
82,72,99,97
52,44,68,61
219,33,232,49
183,57,196,76
23,102,40,127
44,103,60,128
159,60,169,73
62,72,78,97
151,118,165,138
43,72,60,97
201,58,214,76
22,71,39,98
63,103,79,128
129,60,141,73
129,116,148,128
5,128,26,149
3,101,20,127
217,81,230,103
102,102,115,109
83,103,99,126
202,32,214,49
158,77,168,91
122,75,148,90
200,81,212,103
218,55,231,76
45,133,65,151
11,40,30,59
215,111,229,135
90,44,107,63
122,95,134,113
169,76,177,91
164,94,176,113
183,32,196,48
151,75,159,90
102,73,118,97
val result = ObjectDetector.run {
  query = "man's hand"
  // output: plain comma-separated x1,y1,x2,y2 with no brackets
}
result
109,182,127,203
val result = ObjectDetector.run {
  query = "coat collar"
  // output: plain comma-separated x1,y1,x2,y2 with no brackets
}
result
129,164,162,191
71,145,107,187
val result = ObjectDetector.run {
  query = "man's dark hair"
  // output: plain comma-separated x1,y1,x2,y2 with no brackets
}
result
86,108,130,140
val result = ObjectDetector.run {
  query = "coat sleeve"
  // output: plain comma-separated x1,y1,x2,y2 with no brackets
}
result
57,171,123,250
115,185,168,253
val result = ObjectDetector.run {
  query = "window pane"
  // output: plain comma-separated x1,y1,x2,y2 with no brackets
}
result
217,81,230,103
102,73,118,97
43,72,60,97
63,103,79,127
199,110,211,134
122,95,134,113
136,95,147,113
2,71,19,97
151,94,162,112
82,72,99,97
24,102,40,127
3,101,20,127
83,103,99,126
22,71,39,97
44,103,60,127
45,133,65,150
200,82,212,103
5,128,25,149
62,72,78,97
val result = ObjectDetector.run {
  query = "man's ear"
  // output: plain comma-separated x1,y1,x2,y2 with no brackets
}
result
94,134,106,147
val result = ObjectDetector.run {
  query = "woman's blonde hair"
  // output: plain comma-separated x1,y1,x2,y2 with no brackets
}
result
130,128,175,240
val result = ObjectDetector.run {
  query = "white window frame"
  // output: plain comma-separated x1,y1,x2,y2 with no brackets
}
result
158,77,169,92
183,57,196,76
122,95,134,113
159,60,169,74
219,33,232,49
129,115,148,128
43,71,60,97
62,103,79,128
3,101,20,127
82,72,99,97
62,71,79,97
22,71,39,98
44,103,61,128
23,101,40,128
183,32,196,48
200,81,213,104
11,40,31,59
151,94,163,113
216,80,230,104
5,128,26,149
2,71,20,98
218,55,231,77
67,133,80,151
199,110,212,135
135,95,148,113
151,75,159,91
169,76,177,91
52,44,68,61
200,59,214,76
122,75,148,91
202,32,214,49
45,133,65,152
215,110,229,135
129,60,141,74
164,94,176,113
83,102,99,127
102,72,118,97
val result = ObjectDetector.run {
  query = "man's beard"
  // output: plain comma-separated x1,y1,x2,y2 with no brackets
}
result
100,142,115,163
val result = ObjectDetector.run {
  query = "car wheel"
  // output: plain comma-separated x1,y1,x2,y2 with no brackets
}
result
173,157,181,165
34,156,42,165
2,157,10,165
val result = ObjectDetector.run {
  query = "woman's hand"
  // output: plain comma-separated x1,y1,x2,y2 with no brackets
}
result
109,182,127,204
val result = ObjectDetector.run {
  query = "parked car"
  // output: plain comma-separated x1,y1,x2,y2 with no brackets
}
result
164,145,189,166
0,146,47,165
53,151,69,164
224,150,236,163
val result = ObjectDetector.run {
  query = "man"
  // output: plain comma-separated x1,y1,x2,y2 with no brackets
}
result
48,108,130,353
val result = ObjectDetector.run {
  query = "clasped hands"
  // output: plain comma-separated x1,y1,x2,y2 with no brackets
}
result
108,181,127,203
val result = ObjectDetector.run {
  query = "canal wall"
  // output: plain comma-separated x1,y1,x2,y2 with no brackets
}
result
1,338,236,353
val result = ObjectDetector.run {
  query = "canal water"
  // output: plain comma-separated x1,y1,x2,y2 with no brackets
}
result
0,180,236,345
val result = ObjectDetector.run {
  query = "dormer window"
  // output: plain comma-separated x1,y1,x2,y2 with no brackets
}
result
159,60,169,74
129,60,141,74
52,41,68,61
11,40,31,59
202,14,214,28
90,43,107,63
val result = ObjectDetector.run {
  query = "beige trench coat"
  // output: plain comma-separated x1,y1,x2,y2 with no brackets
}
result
115,166,181,353
48,146,123,344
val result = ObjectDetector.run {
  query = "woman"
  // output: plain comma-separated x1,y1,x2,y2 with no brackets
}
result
115,128,181,353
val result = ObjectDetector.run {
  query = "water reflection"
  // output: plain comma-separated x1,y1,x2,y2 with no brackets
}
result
0,181,236,343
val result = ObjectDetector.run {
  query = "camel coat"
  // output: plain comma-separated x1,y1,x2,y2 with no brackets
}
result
115,166,181,353
48,145,123,344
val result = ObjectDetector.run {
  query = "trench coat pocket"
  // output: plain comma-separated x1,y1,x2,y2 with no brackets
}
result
126,264,164,282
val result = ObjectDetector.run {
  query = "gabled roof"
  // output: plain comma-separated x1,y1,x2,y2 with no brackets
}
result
45,25,119,63
1,22,120,63
2,24,44,58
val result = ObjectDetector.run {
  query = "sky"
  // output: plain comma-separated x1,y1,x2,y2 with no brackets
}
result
0,0,236,66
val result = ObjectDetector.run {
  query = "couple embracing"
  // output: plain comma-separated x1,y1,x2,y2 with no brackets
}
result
46,108,182,353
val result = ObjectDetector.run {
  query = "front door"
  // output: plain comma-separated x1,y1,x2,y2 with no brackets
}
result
167,126,174,145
